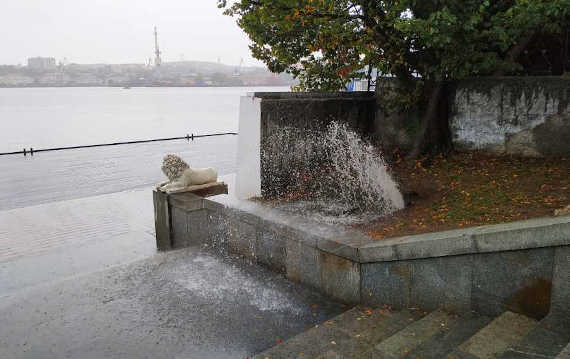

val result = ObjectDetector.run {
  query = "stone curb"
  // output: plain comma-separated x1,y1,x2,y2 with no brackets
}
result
359,216,570,263
202,196,570,263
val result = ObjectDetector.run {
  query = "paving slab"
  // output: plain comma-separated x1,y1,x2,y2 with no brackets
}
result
255,306,426,359
404,313,493,359
332,307,426,345
374,309,458,358
459,311,538,359
255,321,363,359
499,320,570,359
556,343,570,359
446,348,483,359
0,187,157,297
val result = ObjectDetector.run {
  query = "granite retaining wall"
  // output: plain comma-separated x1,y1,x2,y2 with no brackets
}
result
154,190,570,320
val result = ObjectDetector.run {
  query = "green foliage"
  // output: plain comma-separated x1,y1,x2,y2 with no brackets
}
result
218,0,570,92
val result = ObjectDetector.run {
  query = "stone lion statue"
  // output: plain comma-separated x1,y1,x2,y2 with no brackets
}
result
158,154,218,192
161,154,190,182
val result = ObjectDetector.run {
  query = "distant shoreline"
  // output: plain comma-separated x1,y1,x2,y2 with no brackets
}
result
0,84,292,89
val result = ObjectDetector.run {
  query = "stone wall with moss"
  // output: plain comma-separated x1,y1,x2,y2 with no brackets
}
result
450,77,570,157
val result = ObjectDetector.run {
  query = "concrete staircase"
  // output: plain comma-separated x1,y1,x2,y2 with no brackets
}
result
255,307,570,359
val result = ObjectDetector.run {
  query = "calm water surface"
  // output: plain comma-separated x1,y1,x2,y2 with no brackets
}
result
0,87,288,210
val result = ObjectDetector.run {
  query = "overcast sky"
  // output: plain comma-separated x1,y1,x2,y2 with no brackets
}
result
1,0,261,66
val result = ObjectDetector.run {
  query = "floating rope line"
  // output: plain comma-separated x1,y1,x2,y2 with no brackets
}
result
0,132,238,157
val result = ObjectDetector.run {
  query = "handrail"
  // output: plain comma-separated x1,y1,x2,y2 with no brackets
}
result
0,132,238,157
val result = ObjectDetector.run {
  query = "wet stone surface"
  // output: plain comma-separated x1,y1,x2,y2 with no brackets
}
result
0,247,346,359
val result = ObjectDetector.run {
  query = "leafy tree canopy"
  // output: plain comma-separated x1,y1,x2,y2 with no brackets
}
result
218,0,570,91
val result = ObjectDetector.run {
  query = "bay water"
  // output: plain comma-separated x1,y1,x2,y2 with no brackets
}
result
0,86,287,211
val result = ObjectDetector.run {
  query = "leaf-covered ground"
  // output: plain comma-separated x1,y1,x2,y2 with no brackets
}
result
357,152,570,240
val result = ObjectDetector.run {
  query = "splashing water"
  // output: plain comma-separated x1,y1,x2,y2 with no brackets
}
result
261,122,404,224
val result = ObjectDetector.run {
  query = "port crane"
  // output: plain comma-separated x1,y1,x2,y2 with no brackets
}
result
154,26,162,67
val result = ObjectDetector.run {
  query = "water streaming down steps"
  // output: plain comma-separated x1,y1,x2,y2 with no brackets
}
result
255,307,570,359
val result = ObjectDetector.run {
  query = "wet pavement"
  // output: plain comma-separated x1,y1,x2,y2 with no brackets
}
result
0,187,156,296
0,248,346,359
0,188,346,359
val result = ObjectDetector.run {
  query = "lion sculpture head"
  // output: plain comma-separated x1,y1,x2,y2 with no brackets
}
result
161,154,189,182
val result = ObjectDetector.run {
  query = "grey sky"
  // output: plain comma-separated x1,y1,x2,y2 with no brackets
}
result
1,0,259,66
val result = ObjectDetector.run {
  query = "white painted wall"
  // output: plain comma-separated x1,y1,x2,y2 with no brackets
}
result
235,94,262,199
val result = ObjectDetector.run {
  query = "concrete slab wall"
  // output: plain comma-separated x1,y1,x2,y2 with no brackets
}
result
251,78,569,181
158,191,570,320
362,248,556,319
450,77,570,156
235,94,262,200
254,92,377,198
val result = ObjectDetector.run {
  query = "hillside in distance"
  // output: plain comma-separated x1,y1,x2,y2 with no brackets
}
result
0,60,295,87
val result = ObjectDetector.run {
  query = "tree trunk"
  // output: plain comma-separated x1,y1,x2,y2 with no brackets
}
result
409,81,450,158
562,24,570,75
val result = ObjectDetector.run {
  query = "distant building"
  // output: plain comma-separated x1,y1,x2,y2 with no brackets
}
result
27,57,57,70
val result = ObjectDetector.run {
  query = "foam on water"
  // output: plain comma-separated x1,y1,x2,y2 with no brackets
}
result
174,253,303,314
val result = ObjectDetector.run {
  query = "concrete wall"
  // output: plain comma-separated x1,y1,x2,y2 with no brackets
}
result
254,92,376,198
450,77,570,156
156,190,570,320
235,94,262,200
374,77,570,156
374,83,420,152
244,79,568,199
256,92,376,137
239,80,568,199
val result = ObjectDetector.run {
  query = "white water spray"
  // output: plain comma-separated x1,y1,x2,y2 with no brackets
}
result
261,122,404,223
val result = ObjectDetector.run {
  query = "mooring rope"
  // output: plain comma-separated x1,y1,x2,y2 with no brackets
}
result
0,132,238,157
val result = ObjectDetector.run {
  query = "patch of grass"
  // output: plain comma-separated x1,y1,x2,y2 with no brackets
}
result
358,152,569,240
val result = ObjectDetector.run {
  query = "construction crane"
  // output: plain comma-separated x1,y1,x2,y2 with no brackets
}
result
154,26,162,67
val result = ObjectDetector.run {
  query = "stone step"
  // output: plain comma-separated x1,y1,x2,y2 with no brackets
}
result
403,312,493,359
374,309,458,359
457,311,538,359
498,317,570,359
556,343,570,359
254,309,561,359
254,306,426,359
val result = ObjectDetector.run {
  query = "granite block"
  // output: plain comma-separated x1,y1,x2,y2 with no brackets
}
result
286,239,321,290
255,229,287,273
187,210,209,246
205,210,230,252
153,189,171,251
319,251,360,304
411,255,473,313
361,261,412,309
227,217,257,259
169,193,203,212
471,248,554,318
170,207,189,249
550,245,570,318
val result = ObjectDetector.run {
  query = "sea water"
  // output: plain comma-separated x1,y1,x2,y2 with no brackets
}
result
0,86,288,211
